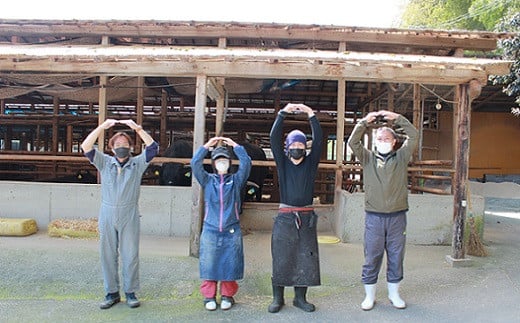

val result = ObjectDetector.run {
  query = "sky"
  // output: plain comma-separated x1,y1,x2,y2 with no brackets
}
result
0,0,408,28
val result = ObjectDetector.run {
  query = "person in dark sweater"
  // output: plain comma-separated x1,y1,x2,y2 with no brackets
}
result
268,103,323,313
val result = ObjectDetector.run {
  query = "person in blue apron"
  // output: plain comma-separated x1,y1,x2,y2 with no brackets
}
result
347,110,418,311
191,136,252,311
268,103,323,313
81,119,158,309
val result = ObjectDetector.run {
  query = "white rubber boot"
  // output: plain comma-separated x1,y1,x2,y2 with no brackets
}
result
387,282,406,309
361,284,376,311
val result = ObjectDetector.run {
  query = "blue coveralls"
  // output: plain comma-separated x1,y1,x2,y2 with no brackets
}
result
86,142,158,294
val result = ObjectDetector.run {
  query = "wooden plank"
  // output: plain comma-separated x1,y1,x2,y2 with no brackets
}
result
412,174,452,180
0,20,505,51
410,186,451,195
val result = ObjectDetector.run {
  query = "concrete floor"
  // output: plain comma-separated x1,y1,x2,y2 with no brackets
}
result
1,208,519,322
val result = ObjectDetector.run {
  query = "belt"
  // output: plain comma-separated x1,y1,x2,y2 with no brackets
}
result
279,207,314,213
278,207,315,230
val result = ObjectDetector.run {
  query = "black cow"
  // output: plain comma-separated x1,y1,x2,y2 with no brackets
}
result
239,141,268,202
159,139,268,203
159,139,193,186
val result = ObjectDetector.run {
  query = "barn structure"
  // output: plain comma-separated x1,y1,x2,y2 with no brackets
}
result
0,19,516,260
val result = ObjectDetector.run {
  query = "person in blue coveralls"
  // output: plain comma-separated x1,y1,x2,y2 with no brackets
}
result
268,103,323,313
347,110,418,311
191,136,252,311
81,119,158,309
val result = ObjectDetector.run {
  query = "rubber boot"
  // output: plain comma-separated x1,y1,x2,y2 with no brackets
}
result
293,286,315,312
361,284,376,311
388,282,406,309
268,284,285,313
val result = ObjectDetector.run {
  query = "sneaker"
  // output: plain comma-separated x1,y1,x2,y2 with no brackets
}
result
204,297,217,311
125,292,140,308
221,296,235,310
99,292,120,309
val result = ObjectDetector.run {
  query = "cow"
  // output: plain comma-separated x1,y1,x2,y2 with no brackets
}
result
159,139,268,204
159,139,194,186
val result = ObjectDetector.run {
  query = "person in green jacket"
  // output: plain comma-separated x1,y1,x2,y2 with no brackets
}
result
347,110,418,311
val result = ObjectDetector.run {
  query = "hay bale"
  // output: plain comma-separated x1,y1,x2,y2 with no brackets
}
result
0,218,38,236
48,218,99,239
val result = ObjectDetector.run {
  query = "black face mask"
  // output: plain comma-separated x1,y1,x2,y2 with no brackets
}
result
113,147,130,159
288,148,306,160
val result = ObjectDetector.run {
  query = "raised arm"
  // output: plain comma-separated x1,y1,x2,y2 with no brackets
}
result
81,119,118,153
118,119,154,146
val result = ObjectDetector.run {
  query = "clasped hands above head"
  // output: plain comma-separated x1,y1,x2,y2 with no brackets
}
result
102,119,141,131
204,136,238,149
363,110,400,124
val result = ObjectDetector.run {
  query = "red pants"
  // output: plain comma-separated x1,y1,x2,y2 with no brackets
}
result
200,280,238,298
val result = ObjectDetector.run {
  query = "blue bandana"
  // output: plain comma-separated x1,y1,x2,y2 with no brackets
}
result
285,130,306,150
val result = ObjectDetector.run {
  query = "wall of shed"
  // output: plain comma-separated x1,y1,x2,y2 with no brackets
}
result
423,111,520,179
0,181,486,245
336,191,485,245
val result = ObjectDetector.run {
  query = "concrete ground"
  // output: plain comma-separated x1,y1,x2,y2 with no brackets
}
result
1,204,520,322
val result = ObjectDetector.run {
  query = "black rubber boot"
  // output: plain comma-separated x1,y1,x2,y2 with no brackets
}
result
293,286,316,312
268,284,285,313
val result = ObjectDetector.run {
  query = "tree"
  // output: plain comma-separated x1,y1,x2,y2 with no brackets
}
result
490,13,520,116
400,0,519,31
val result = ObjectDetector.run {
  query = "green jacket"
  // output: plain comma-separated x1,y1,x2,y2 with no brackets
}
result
347,115,419,214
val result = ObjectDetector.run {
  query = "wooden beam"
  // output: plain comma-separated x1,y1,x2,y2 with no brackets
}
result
0,20,506,51
0,45,507,85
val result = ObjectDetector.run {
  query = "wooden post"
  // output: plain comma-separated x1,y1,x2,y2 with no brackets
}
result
449,83,472,262
450,80,481,263
190,74,207,257
214,78,226,136
136,76,144,153
66,125,73,153
335,79,346,204
387,84,395,112
412,83,421,162
160,89,168,151
97,36,110,154
98,76,108,152
52,96,59,153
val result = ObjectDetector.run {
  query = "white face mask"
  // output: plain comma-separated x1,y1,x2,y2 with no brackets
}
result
375,141,393,154
215,160,230,173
